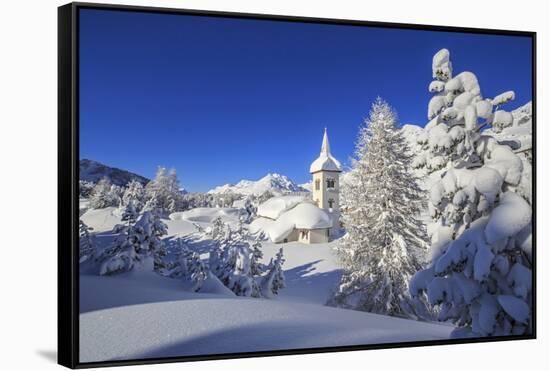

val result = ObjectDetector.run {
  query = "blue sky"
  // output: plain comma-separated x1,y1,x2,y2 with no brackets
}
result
79,8,532,192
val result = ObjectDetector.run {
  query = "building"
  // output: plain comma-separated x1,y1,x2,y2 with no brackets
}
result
249,129,342,244
309,128,342,236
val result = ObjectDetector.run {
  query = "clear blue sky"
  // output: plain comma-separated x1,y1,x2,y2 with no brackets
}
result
79,8,532,192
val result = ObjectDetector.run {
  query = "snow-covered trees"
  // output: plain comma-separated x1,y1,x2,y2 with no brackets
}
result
99,211,168,275
79,180,95,198
329,98,430,319
410,49,533,337
261,248,286,298
89,177,118,209
214,225,262,297
202,219,282,298
120,200,139,225
79,219,95,263
145,167,184,214
122,180,146,211
165,239,210,292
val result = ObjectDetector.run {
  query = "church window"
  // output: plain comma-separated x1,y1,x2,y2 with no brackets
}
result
315,179,320,190
328,198,335,209
327,178,335,189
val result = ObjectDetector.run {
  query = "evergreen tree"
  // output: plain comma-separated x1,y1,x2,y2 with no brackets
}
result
165,239,210,292
410,49,532,337
206,220,264,297
99,211,168,275
109,184,125,207
261,248,286,298
79,180,95,198
120,200,139,225
329,98,430,319
89,177,116,209
122,180,146,211
145,167,183,215
250,241,265,276
79,219,95,263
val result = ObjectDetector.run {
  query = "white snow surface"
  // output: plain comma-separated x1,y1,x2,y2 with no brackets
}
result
169,207,244,225
80,207,452,362
281,202,332,229
485,192,531,244
80,295,450,362
208,173,306,196
256,195,308,220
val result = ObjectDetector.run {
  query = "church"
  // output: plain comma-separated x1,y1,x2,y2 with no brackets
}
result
249,129,342,244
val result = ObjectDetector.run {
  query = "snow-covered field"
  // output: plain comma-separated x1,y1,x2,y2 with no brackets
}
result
79,206,452,363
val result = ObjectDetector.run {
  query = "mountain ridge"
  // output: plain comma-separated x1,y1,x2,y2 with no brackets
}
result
208,173,308,196
80,159,150,186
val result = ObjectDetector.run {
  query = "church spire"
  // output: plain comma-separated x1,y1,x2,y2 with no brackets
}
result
320,127,331,155
310,127,342,174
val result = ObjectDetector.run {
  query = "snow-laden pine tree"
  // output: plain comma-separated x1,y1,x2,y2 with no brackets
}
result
250,241,265,277
79,180,95,198
122,180,146,211
165,239,210,292
261,248,285,298
329,98,430,319
79,219,95,263
410,49,533,337
145,167,183,215
215,225,261,297
120,200,139,225
99,211,168,275
89,177,116,209
109,184,125,207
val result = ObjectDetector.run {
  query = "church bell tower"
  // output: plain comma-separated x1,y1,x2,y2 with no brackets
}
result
309,128,342,232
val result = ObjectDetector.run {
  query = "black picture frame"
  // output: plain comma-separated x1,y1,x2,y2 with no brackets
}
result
58,2,537,369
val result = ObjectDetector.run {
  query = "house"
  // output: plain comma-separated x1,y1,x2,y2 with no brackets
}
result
249,129,342,244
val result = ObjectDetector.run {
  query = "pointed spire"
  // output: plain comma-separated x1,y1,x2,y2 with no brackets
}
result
310,127,342,173
320,127,331,156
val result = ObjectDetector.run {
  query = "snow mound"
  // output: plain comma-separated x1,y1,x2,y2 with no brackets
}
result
169,208,244,224
80,207,123,232
80,296,451,362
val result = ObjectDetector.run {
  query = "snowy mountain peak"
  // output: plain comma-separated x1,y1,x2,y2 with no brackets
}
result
208,173,307,196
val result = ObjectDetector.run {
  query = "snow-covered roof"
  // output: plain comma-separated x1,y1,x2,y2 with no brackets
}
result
310,128,342,173
280,202,332,230
251,196,332,243
257,195,307,220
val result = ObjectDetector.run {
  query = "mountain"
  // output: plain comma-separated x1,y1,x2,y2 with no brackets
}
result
80,159,149,186
298,181,312,192
208,173,307,196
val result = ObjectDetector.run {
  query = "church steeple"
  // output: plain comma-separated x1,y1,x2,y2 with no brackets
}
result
309,128,341,237
320,127,331,156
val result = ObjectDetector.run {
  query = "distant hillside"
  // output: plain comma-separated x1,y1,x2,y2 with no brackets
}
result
80,159,149,186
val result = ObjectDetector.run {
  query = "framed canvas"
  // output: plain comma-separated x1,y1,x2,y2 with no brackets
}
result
58,2,536,368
